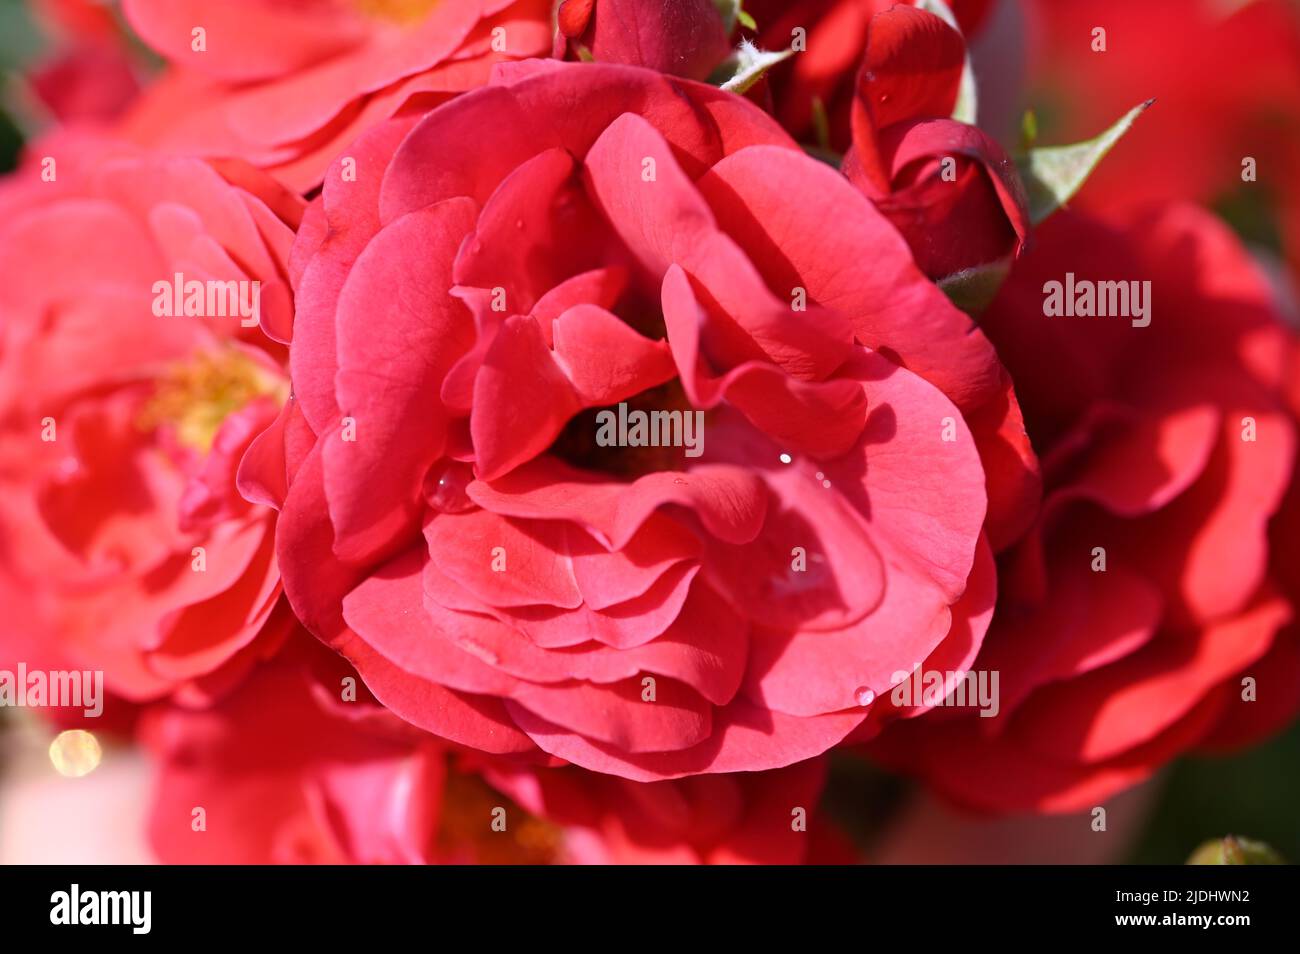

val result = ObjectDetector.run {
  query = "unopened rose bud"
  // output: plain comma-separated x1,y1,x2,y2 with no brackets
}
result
556,0,732,81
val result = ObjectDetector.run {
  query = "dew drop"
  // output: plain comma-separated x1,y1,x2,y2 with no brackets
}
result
424,459,476,514
855,687,875,707
779,453,792,464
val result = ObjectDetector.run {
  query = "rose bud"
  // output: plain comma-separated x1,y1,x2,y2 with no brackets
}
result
841,4,1029,283
554,0,733,80
745,0,999,147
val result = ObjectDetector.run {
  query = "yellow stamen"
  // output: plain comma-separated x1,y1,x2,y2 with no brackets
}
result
436,770,564,864
138,347,286,454
352,0,441,25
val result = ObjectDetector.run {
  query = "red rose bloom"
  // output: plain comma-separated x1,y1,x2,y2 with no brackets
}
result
870,204,1300,812
249,59,1022,781
119,0,553,191
0,134,299,702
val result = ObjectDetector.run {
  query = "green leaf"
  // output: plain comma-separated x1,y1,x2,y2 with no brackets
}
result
1020,109,1038,150
1016,100,1153,225
916,0,977,124
937,257,1013,316
713,0,756,34
713,40,794,95
1187,836,1285,866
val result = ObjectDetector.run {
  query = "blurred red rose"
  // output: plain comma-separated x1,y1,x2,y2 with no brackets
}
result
25,0,146,123
141,632,547,864
118,0,553,191
841,4,1027,281
870,203,1300,812
0,133,299,703
28,46,142,124
29,0,122,41
1024,0,1300,275
554,0,732,80
245,59,1026,782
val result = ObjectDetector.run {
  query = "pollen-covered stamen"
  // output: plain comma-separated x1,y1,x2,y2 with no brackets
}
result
435,770,563,865
137,347,287,454
351,0,441,25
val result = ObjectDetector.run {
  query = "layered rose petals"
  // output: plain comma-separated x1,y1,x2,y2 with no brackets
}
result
870,205,1300,812
142,631,574,864
0,135,300,702
257,61,1007,781
119,0,554,191
143,629,850,864
484,754,853,863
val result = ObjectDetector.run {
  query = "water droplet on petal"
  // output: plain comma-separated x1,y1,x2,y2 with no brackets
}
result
855,687,875,707
779,453,792,464
425,459,476,514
